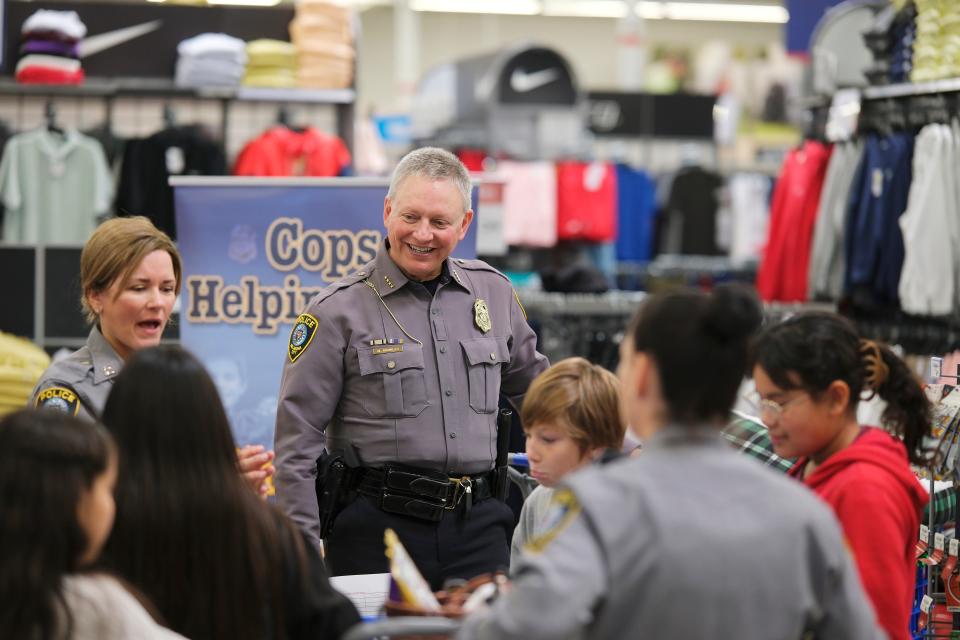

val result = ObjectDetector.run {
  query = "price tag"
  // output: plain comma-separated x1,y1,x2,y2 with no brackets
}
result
921,525,930,543
932,357,943,379
951,539,958,557
921,595,934,614
937,533,946,551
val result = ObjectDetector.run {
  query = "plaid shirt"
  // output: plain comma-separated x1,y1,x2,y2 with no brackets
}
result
722,413,795,474
925,485,956,528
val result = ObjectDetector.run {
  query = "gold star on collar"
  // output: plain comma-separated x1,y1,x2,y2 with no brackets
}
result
384,275,395,289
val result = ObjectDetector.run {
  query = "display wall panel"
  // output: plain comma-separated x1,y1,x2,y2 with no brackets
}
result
0,246,35,338
43,247,86,340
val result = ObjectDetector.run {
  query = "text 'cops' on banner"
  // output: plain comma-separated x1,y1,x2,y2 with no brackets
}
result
174,177,477,449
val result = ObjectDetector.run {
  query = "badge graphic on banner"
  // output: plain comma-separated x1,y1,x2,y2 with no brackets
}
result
474,298,492,333
288,314,319,362
35,386,81,416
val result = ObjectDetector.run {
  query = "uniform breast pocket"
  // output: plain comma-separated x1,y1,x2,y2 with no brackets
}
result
461,337,511,414
356,344,429,418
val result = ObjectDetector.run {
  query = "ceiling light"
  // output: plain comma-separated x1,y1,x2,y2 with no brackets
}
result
646,3,789,24
543,0,628,18
206,0,281,6
410,0,541,15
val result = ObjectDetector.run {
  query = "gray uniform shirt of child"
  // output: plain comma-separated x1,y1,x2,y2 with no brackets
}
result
458,427,884,640
275,241,548,547
31,326,122,422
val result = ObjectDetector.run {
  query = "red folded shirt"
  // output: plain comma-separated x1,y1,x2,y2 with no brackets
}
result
16,65,84,85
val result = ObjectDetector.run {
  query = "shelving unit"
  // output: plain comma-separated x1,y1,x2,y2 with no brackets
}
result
0,78,356,152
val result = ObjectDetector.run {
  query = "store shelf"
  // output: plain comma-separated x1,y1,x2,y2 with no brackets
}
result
863,78,960,100
0,78,355,104
234,86,355,104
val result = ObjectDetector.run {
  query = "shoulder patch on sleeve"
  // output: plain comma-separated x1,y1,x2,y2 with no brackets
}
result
34,386,81,416
288,314,319,362
525,488,582,554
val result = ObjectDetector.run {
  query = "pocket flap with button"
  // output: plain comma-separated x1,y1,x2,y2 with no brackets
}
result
357,344,425,375
461,337,510,366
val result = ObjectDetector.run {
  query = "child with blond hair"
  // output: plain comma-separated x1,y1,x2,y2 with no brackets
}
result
511,357,624,568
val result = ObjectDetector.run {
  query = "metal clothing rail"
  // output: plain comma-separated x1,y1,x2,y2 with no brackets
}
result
863,77,960,100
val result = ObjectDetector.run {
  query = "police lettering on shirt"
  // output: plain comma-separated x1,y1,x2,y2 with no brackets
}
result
288,313,319,362
35,386,81,416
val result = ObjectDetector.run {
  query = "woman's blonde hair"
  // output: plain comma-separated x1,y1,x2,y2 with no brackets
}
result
521,357,624,453
80,217,182,324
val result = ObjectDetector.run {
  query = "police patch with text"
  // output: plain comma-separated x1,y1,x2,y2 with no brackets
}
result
288,313,319,362
34,386,81,416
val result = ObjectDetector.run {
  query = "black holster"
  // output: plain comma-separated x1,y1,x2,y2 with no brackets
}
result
315,447,360,539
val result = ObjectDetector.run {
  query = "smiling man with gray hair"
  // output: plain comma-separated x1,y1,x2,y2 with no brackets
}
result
274,147,548,587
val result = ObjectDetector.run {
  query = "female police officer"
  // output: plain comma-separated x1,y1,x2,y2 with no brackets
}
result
457,285,882,640
31,216,273,492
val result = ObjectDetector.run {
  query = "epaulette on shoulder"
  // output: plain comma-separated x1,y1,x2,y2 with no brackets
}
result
306,268,370,308
451,258,509,281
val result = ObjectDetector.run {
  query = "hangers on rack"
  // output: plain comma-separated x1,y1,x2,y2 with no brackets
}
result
163,103,177,129
276,105,307,133
45,100,64,137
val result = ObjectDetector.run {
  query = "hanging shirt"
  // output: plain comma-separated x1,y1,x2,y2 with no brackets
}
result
497,160,557,248
555,161,617,243
898,124,960,315
233,126,351,178
808,140,865,301
756,140,832,302
0,128,111,243
843,132,914,310
659,166,725,256
727,172,773,263
115,125,227,240
614,164,657,262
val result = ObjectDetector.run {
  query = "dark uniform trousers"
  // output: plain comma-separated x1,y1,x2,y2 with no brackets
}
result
325,493,514,590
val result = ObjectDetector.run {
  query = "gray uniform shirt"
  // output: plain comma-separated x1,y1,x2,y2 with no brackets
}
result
459,427,883,640
509,484,554,572
275,243,548,546
31,327,122,422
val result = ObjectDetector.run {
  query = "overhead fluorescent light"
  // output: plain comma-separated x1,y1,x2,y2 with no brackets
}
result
207,0,281,6
406,1,788,23
543,0,628,18
411,0,541,15
642,2,789,24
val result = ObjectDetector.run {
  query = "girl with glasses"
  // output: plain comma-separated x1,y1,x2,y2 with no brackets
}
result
752,312,931,640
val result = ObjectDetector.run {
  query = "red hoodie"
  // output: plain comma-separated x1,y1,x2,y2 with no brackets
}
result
789,427,927,640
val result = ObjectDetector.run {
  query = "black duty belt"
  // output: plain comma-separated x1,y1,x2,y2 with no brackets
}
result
355,465,493,522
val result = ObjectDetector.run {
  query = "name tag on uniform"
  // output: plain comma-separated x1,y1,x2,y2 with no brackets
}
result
372,346,403,355
369,338,404,355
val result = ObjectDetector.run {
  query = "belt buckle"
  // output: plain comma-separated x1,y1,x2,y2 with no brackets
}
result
445,475,471,510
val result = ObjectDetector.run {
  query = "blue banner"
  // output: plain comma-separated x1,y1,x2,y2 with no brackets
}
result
786,0,846,54
174,178,477,449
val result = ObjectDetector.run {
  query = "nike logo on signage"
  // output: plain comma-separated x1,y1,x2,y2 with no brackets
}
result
510,67,560,93
79,20,163,59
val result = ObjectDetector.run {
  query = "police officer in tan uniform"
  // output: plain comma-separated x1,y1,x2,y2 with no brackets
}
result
275,147,548,587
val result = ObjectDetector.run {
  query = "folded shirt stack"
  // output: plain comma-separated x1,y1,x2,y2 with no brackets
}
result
16,10,86,85
243,39,297,88
175,33,248,88
289,0,355,89
912,0,960,82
